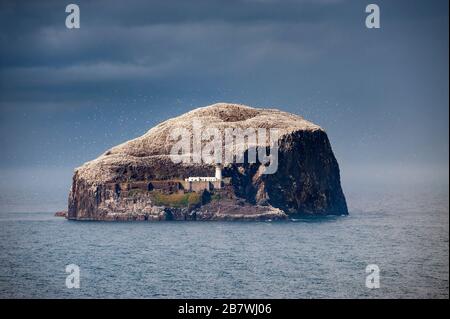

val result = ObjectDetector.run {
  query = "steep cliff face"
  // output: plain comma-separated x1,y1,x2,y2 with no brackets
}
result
225,130,347,215
67,103,347,220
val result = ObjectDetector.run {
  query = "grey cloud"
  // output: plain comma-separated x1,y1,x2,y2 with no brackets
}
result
0,0,447,176
0,20,340,94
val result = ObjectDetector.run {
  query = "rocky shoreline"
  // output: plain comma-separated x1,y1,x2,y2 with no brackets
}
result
54,211,67,218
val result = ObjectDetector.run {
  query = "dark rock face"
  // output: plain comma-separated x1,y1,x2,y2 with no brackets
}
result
224,130,347,215
67,103,347,221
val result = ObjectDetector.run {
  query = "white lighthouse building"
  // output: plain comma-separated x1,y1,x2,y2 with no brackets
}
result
215,164,222,180
184,164,223,191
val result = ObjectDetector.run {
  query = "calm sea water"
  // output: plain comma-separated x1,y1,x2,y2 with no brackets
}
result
0,189,448,298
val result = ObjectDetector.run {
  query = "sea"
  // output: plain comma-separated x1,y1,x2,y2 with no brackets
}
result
0,187,448,299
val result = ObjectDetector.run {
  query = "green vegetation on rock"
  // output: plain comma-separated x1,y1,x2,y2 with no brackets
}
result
151,192,201,208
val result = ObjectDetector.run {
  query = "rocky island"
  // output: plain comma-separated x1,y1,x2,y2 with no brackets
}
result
66,103,347,221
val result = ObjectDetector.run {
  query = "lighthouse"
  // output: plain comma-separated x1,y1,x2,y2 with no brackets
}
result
215,164,222,180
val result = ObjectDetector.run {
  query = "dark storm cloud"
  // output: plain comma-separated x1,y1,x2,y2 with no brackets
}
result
0,0,448,193
0,21,335,86
0,0,353,106
0,0,346,29
0,2,346,61
1,0,445,102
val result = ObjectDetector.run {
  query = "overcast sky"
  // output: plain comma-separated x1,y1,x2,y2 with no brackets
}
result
0,0,448,210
